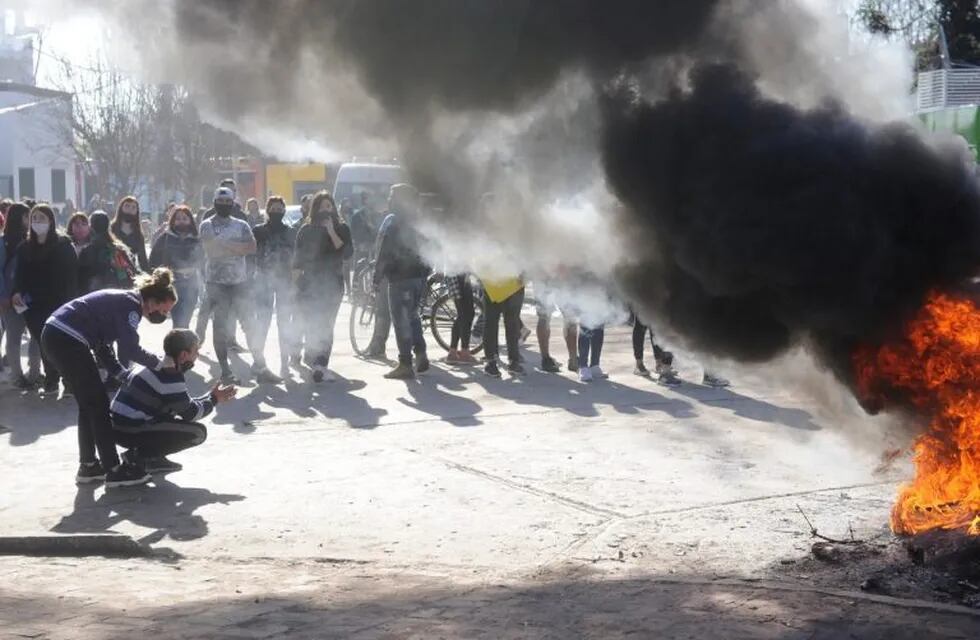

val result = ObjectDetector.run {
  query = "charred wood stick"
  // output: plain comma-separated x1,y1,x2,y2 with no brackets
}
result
796,504,868,545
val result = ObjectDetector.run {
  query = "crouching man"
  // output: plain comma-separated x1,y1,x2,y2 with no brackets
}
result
110,328,236,473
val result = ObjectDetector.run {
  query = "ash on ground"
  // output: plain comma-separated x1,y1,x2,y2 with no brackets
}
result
769,527,980,608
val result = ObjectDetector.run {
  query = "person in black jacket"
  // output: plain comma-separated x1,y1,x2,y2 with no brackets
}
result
253,196,296,377
110,196,149,272
292,190,352,383
373,184,431,380
77,211,139,294
150,205,204,329
11,203,79,394
1,202,41,387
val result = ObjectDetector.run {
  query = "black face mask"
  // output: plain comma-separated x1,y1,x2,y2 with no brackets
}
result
148,311,168,324
215,204,233,217
179,360,194,373
269,210,285,224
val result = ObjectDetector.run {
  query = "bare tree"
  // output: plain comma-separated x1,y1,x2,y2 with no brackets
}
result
855,1,941,68
45,50,158,202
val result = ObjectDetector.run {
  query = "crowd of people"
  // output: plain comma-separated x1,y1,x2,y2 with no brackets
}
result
0,179,729,487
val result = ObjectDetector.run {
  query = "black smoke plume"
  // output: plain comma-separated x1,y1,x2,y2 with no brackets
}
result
602,63,980,385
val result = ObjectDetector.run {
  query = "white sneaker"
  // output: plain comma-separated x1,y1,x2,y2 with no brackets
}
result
590,365,608,380
579,366,593,382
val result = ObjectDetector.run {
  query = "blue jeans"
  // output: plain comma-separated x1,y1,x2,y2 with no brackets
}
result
172,275,200,329
387,277,426,362
578,325,605,369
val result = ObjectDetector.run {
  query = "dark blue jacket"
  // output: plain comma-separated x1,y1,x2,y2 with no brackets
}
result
45,289,160,378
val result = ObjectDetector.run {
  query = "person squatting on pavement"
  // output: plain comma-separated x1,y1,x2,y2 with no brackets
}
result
40,268,177,488
199,187,280,385
374,184,431,380
292,190,352,383
253,196,297,379
110,328,236,474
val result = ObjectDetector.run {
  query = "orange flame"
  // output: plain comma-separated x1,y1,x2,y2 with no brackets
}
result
853,292,980,536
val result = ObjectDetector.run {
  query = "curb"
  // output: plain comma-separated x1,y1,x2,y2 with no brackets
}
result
0,534,151,558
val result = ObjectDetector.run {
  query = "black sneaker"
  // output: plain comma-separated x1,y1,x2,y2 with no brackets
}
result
415,353,430,374
75,461,106,484
105,462,151,488
567,358,578,373
141,456,183,474
312,368,325,383
484,360,502,378
540,356,561,373
507,361,525,376
41,380,59,395
13,375,35,390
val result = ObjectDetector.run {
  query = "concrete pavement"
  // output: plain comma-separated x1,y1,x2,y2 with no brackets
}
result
1,306,976,638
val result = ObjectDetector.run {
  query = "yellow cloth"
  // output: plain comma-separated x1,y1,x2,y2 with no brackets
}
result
481,276,523,303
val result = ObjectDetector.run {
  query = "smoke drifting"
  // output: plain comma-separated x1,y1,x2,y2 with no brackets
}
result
47,0,980,391
603,63,980,383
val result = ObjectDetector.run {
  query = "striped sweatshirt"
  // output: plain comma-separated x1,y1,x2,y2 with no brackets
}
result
110,361,214,429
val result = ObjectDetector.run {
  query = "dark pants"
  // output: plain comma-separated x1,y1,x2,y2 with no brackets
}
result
40,326,119,467
25,305,61,386
369,278,391,352
632,319,671,365
451,277,475,351
208,282,263,375
255,276,294,369
578,325,605,369
113,420,207,458
388,277,427,363
172,275,200,329
300,276,344,368
483,289,524,364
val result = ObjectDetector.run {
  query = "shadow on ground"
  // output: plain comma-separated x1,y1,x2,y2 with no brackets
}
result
50,477,244,545
1,568,977,639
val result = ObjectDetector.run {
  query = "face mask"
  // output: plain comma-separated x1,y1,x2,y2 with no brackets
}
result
179,360,194,373
121,222,133,234
175,223,192,234
31,222,50,236
215,203,233,217
269,209,285,223
147,311,168,324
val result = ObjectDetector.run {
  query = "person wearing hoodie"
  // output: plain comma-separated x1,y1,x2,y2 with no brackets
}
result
0,202,42,388
150,205,204,329
11,203,79,394
253,196,296,378
77,211,139,294
110,196,149,272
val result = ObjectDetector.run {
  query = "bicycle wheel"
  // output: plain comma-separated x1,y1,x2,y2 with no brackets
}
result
430,292,484,355
349,299,378,357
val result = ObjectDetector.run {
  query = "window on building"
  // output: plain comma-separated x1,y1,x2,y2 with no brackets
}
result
18,167,35,199
51,169,66,202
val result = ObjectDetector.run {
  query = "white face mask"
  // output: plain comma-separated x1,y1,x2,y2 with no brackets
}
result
31,222,50,236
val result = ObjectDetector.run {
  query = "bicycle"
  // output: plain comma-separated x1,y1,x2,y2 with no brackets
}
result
348,260,454,357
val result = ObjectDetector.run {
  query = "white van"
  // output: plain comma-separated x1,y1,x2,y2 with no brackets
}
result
332,163,405,211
